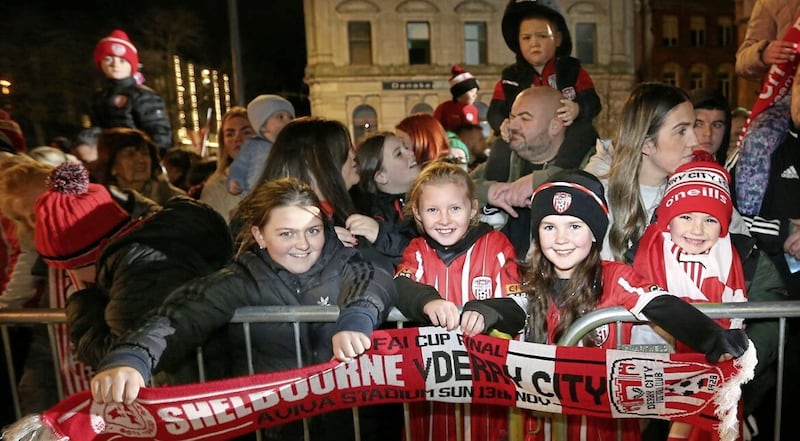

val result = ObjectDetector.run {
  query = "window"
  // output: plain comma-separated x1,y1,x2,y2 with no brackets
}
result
575,23,596,65
662,15,678,47
464,22,487,65
661,63,681,86
717,66,734,99
410,102,433,115
348,21,372,65
718,17,733,47
352,105,378,143
407,22,431,64
689,16,706,47
688,64,708,90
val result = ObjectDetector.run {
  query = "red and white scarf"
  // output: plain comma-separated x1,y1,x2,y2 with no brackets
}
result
3,327,754,441
634,227,748,337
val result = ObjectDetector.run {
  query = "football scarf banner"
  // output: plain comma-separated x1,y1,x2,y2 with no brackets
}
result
3,327,754,441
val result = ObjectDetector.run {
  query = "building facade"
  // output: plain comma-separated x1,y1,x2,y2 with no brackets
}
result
642,1,739,104
303,0,641,141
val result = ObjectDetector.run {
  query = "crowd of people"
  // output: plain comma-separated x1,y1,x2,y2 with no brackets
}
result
1,1,799,440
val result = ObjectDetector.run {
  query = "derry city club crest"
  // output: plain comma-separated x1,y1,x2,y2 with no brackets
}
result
552,192,572,213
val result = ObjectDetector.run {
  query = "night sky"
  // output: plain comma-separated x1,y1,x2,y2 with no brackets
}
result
2,0,308,142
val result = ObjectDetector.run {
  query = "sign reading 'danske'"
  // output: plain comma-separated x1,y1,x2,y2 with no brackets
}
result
382,81,434,90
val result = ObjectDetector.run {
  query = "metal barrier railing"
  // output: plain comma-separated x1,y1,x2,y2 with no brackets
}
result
2,301,798,441
558,300,800,441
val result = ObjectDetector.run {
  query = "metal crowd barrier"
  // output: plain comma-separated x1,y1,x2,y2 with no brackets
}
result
1,302,798,441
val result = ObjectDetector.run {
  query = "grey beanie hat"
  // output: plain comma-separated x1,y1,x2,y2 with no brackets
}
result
246,94,296,131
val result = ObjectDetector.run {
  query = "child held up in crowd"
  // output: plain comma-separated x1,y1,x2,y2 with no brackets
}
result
90,30,172,153
227,94,295,197
459,169,749,441
434,65,481,131
394,160,521,441
486,0,600,172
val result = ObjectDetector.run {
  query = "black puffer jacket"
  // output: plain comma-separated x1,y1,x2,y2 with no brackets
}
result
91,77,173,151
98,223,397,382
66,194,234,368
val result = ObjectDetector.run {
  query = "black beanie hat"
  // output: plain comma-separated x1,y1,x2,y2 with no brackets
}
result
449,65,480,100
501,0,572,59
530,169,609,243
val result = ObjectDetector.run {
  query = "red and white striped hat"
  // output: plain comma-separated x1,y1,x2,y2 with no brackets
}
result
93,29,139,74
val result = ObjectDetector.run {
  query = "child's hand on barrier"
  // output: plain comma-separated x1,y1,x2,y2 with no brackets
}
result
423,299,460,330
332,331,371,362
460,311,486,337
91,366,145,405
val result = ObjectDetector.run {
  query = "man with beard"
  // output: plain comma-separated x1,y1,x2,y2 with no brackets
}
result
471,86,571,257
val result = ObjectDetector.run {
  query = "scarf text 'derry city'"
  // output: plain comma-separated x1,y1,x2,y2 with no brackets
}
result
5,327,754,441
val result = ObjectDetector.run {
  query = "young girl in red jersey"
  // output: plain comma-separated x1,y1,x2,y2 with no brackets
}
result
394,160,521,441
459,169,749,441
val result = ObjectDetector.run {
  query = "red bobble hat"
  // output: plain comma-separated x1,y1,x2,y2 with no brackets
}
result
35,162,131,269
93,29,139,74
656,160,733,237
449,65,479,100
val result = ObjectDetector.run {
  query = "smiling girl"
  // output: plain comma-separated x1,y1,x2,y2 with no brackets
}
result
459,169,749,441
394,160,520,441
347,132,421,264
88,178,397,439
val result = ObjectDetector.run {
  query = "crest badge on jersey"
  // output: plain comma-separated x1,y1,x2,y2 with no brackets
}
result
471,276,493,300
552,191,572,213
547,74,558,89
113,95,128,108
562,87,577,101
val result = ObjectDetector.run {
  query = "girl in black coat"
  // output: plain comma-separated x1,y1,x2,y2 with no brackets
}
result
90,177,396,403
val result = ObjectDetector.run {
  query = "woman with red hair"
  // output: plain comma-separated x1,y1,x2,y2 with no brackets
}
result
395,113,450,166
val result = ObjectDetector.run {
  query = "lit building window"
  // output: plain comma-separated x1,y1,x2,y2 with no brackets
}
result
464,22,487,65
717,17,733,47
662,15,678,47
690,16,706,47
575,23,596,65
352,104,378,144
348,21,372,65
407,22,431,64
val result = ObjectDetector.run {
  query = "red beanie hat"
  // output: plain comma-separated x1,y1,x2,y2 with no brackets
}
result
656,160,733,236
93,29,139,74
34,162,131,269
449,65,479,100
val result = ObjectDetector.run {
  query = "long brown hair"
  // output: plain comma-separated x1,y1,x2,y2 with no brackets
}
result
259,117,356,226
522,239,603,345
607,83,690,261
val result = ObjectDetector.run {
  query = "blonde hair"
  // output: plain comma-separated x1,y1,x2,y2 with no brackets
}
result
405,160,478,233
0,159,54,244
607,83,690,261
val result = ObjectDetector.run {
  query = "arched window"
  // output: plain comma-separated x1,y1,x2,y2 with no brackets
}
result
410,102,433,115
661,62,681,87
688,63,710,91
352,104,378,144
